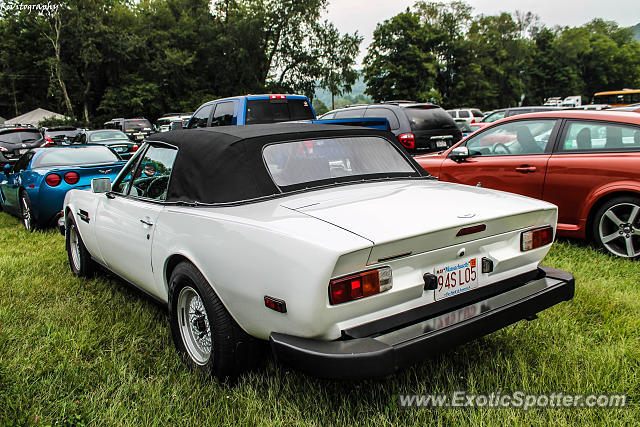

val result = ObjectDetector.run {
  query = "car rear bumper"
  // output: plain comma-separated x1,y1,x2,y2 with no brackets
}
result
269,266,574,379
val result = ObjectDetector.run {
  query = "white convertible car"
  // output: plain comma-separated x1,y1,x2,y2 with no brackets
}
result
61,123,574,379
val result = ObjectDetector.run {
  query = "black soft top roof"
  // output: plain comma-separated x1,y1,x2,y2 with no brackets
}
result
146,123,424,205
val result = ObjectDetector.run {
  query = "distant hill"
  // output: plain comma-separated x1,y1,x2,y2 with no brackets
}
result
314,76,369,107
631,23,640,42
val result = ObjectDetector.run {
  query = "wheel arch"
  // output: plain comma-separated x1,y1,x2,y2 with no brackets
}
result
585,190,640,241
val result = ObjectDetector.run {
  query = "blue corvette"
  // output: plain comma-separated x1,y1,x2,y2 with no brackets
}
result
0,145,125,231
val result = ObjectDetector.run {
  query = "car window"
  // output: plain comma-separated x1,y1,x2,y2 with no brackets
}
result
188,104,214,128
482,110,506,123
447,111,457,118
32,146,120,168
124,119,152,130
263,136,416,188
319,112,336,119
89,131,129,142
364,107,400,130
471,109,484,117
465,120,557,156
403,107,457,131
127,145,178,200
459,111,471,118
245,98,314,124
0,130,41,144
334,108,365,119
211,102,235,126
559,121,640,153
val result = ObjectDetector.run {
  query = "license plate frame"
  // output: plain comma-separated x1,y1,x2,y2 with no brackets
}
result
433,258,478,300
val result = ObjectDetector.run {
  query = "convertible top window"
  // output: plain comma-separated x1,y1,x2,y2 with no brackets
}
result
263,136,416,188
32,146,119,168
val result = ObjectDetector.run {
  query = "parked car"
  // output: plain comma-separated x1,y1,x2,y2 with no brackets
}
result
60,123,574,380
42,126,82,146
320,102,462,154
104,118,154,142
157,113,193,132
455,121,476,138
74,129,140,159
608,103,640,113
481,106,562,124
187,94,389,131
415,110,640,259
446,108,484,124
0,127,44,164
0,145,125,231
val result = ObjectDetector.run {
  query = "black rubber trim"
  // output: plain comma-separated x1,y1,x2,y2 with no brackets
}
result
343,268,543,339
269,266,574,379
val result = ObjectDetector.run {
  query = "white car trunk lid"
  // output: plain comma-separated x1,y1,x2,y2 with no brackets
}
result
281,180,556,265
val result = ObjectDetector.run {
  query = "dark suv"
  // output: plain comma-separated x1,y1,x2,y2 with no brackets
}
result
0,127,44,164
319,102,461,154
104,118,154,142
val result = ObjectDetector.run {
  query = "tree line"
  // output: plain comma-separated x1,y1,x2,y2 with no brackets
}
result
364,1,640,109
1,0,639,127
0,0,360,126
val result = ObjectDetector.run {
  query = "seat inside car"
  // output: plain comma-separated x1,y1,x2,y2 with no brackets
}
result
516,126,542,153
576,127,592,150
605,126,623,149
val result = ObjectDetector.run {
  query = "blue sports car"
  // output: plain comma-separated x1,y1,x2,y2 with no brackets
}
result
0,145,125,231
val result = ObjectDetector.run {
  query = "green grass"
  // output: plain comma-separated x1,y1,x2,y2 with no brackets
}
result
0,212,638,425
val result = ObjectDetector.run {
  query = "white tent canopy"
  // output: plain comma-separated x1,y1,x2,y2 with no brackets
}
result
5,108,66,126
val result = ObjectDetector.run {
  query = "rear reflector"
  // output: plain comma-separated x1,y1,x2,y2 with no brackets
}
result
264,296,287,313
45,173,61,186
521,226,554,251
456,224,486,236
329,267,392,305
64,171,79,185
398,133,415,150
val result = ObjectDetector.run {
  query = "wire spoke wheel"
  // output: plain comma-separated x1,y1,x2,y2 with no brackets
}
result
177,286,212,365
69,224,82,271
21,196,31,230
598,202,640,258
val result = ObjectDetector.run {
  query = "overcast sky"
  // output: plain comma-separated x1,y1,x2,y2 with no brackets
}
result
325,0,639,65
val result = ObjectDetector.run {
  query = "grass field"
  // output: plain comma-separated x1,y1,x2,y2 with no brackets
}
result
0,211,638,425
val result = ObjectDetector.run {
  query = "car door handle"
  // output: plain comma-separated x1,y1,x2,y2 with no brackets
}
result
140,219,154,226
515,166,537,173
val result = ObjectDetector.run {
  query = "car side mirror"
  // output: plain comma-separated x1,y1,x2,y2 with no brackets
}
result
91,177,112,193
449,146,470,162
170,121,183,131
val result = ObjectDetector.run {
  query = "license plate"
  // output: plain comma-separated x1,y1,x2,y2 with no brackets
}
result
136,135,144,140
434,258,478,300
435,140,447,148
113,146,126,152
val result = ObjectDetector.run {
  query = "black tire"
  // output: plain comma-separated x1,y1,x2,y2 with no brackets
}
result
591,195,640,259
168,262,256,381
66,215,96,277
19,190,35,232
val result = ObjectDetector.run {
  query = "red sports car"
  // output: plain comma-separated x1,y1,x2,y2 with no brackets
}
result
415,110,640,259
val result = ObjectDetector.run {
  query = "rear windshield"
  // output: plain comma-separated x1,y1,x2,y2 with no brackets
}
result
89,131,129,142
123,119,152,130
32,146,119,168
245,98,314,125
0,130,42,144
403,107,457,131
46,129,79,138
263,136,416,188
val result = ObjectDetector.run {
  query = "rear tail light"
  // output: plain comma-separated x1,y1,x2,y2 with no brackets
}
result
329,267,392,305
132,144,139,152
43,136,55,147
521,226,554,251
270,95,287,100
471,119,476,124
63,171,79,185
398,133,415,150
45,173,61,186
